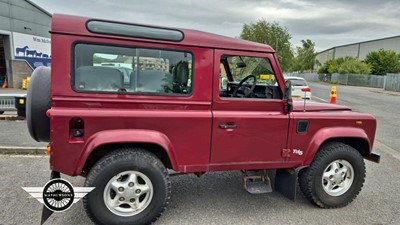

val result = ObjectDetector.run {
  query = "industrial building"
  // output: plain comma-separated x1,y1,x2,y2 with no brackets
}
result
0,0,51,88
316,35,400,66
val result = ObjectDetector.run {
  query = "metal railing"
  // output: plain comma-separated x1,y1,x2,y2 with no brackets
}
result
384,74,400,92
331,74,385,88
0,96,16,111
284,73,320,81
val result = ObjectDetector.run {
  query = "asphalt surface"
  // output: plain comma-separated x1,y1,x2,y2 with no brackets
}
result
0,110,45,149
0,119,46,148
1,83,400,224
309,82,400,153
0,153,399,225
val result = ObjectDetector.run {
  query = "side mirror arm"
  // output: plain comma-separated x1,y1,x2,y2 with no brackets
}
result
283,80,293,113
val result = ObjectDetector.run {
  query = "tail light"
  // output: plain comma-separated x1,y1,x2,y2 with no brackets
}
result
301,87,311,92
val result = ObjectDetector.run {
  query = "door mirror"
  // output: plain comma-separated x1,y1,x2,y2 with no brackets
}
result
283,80,293,112
283,80,292,100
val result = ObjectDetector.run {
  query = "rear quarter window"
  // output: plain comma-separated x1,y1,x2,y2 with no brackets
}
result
73,43,193,96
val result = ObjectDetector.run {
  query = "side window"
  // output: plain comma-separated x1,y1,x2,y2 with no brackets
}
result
74,44,193,95
229,56,277,85
219,55,281,99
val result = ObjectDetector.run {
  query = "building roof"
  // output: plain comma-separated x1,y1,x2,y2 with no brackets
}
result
318,34,400,54
51,14,274,53
25,0,52,17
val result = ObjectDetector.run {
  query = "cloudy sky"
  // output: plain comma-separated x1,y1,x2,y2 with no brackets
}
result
30,0,400,52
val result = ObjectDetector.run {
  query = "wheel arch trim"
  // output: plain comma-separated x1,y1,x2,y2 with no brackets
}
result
303,127,371,165
75,129,178,174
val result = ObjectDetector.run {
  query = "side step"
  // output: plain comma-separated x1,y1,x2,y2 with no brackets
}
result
243,170,272,194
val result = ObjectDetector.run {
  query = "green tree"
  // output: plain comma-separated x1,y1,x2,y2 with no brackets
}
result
291,39,317,72
364,49,400,75
240,19,293,72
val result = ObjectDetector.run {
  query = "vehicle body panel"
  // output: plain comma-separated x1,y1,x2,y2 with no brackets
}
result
74,129,178,174
288,111,376,164
50,18,215,175
51,14,274,53
46,14,378,177
210,49,289,170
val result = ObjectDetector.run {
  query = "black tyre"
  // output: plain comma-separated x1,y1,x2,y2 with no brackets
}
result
26,66,51,142
83,148,171,225
0,111,4,114
298,142,365,208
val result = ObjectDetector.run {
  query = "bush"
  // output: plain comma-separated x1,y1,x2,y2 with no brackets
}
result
319,57,371,75
338,59,371,74
365,49,400,75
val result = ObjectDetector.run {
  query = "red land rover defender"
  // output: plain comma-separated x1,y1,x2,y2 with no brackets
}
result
27,14,380,225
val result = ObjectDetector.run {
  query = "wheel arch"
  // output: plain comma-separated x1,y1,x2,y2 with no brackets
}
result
303,127,371,165
75,129,178,176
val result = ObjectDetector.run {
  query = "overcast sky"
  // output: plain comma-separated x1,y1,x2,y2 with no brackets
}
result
30,0,400,52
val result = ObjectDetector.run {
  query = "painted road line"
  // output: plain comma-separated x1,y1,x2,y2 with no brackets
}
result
0,146,46,150
0,154,48,158
312,96,329,103
0,146,46,154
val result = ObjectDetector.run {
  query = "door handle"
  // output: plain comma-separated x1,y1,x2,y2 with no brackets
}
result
219,124,237,129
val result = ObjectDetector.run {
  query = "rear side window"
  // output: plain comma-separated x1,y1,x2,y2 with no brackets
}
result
74,44,193,95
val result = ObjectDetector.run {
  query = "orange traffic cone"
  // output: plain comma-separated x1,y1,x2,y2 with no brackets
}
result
330,86,337,104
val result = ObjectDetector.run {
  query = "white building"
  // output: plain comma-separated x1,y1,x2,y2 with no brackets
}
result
316,35,400,66
0,0,51,88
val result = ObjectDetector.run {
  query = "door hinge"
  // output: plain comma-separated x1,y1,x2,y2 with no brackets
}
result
281,149,291,158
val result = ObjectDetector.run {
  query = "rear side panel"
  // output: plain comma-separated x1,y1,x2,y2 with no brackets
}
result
50,32,214,176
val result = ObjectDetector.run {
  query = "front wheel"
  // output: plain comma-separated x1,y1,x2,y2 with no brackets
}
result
298,142,366,208
83,148,171,225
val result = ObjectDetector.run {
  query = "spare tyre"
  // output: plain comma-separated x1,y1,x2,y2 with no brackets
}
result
27,66,51,142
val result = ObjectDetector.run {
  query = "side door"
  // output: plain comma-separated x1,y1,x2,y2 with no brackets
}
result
210,49,290,171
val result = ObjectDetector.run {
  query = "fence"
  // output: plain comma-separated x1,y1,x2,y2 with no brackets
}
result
384,73,400,92
284,73,320,81
284,73,400,92
330,74,386,88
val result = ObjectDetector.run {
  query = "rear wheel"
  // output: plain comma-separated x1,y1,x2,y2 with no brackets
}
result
83,148,171,225
298,142,365,208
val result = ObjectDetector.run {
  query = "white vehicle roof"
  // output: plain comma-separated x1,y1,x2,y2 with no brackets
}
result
284,76,306,81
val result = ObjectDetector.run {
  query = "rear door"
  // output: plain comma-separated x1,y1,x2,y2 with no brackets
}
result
210,49,290,171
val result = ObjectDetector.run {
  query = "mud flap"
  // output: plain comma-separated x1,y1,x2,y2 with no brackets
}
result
274,168,302,201
41,171,60,225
